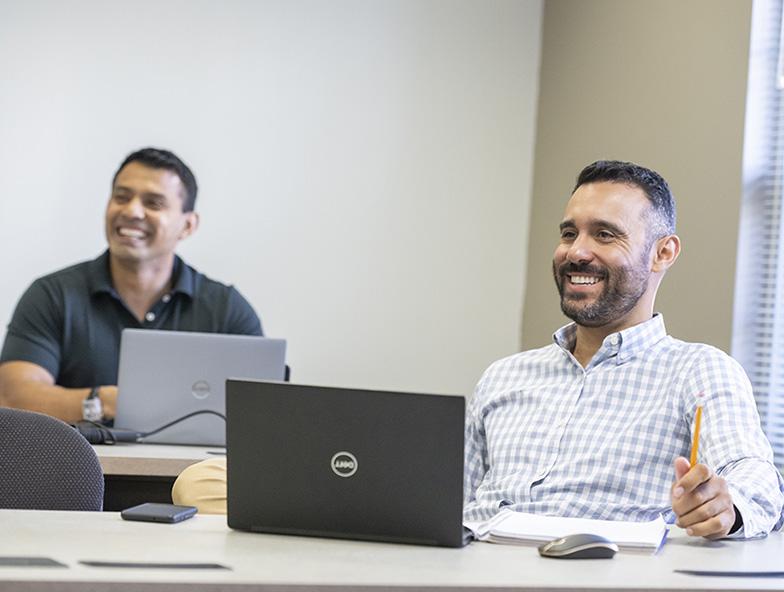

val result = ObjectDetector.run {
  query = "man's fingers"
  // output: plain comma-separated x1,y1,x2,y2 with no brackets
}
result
675,495,727,528
673,478,712,514
671,457,690,499
681,507,735,539
672,462,711,499
673,456,690,482
673,472,728,517
671,469,735,539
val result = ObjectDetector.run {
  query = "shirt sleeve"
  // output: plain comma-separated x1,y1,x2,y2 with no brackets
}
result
463,370,491,509
0,278,63,378
224,287,263,336
682,347,784,538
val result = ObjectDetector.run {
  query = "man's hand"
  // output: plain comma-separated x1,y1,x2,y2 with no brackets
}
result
671,456,736,539
99,385,118,420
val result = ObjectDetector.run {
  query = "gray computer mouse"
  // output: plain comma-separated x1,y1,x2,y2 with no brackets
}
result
537,533,619,559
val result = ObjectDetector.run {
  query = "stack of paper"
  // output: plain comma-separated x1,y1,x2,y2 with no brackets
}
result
464,510,669,554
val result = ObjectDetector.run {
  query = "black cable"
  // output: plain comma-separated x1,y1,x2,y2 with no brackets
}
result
73,409,226,445
139,409,226,439
74,420,123,444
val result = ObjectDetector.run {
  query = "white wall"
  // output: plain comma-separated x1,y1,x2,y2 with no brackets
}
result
0,0,542,396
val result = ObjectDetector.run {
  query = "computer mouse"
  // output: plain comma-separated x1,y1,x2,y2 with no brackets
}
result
537,533,619,559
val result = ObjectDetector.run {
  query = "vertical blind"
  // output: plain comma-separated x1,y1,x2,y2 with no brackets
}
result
733,0,784,470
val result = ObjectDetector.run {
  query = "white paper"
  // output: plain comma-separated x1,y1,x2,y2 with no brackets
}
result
464,510,668,553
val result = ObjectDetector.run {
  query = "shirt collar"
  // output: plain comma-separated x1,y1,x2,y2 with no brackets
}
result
88,250,194,298
553,314,668,366
169,256,195,297
87,251,114,295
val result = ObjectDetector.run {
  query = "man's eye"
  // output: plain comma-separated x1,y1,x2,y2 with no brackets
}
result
143,199,165,210
561,230,577,240
112,194,130,204
597,231,614,240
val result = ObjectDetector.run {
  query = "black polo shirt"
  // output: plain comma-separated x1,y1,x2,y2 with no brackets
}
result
0,251,263,388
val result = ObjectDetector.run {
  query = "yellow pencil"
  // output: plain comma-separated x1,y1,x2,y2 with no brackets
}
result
689,393,704,468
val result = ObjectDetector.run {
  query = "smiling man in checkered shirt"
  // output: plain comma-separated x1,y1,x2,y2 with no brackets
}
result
464,160,784,539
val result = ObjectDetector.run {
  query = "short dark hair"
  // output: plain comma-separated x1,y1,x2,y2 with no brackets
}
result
112,147,198,212
574,160,676,240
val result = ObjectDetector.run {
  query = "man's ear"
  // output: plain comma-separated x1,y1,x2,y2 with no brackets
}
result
179,211,200,241
651,234,680,273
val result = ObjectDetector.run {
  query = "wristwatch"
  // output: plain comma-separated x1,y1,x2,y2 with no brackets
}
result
82,387,104,422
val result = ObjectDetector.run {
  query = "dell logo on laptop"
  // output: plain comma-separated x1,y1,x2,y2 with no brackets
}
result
191,380,212,400
330,451,358,477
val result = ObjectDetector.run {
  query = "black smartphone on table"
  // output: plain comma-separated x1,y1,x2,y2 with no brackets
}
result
120,503,197,524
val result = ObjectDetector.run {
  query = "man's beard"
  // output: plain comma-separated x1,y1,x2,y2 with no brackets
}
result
552,257,650,328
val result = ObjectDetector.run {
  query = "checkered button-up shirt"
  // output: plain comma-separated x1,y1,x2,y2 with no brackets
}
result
463,314,784,538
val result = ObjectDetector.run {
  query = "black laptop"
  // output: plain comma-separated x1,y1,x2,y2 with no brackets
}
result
226,380,466,547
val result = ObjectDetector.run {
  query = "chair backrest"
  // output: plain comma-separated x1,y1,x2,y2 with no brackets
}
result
0,408,104,510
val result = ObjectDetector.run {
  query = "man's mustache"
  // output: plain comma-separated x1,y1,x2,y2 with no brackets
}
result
556,262,607,278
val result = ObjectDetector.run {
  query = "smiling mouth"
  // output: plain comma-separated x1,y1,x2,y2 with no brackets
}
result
568,274,602,286
116,226,148,239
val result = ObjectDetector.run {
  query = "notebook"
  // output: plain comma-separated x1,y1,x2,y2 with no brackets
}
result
114,329,286,446
225,380,467,547
464,510,669,554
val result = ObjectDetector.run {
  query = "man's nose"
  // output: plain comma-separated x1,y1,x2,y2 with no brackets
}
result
119,196,145,219
566,235,594,264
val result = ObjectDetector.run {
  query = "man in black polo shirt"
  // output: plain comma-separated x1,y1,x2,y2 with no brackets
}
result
0,148,262,423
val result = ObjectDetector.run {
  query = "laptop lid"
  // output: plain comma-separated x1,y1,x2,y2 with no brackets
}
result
114,330,286,446
226,380,466,547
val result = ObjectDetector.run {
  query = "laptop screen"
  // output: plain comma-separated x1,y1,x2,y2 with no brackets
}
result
226,380,466,547
114,330,286,446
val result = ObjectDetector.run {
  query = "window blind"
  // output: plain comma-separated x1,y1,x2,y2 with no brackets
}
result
733,0,784,470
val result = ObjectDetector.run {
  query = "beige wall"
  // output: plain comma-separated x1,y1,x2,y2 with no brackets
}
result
522,0,752,351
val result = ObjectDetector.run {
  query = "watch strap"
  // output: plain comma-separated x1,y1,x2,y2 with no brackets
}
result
82,387,104,422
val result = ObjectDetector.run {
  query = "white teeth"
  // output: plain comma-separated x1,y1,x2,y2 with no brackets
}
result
118,227,146,239
570,275,600,285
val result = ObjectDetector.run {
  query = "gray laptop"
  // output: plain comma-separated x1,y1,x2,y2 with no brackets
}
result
226,380,466,547
114,329,286,446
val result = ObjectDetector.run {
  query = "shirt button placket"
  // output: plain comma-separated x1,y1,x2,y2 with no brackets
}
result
532,373,582,495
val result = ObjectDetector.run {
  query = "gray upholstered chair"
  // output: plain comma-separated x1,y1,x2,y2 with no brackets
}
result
0,408,104,510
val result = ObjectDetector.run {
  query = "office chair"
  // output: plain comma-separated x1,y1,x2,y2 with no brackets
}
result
0,408,104,511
